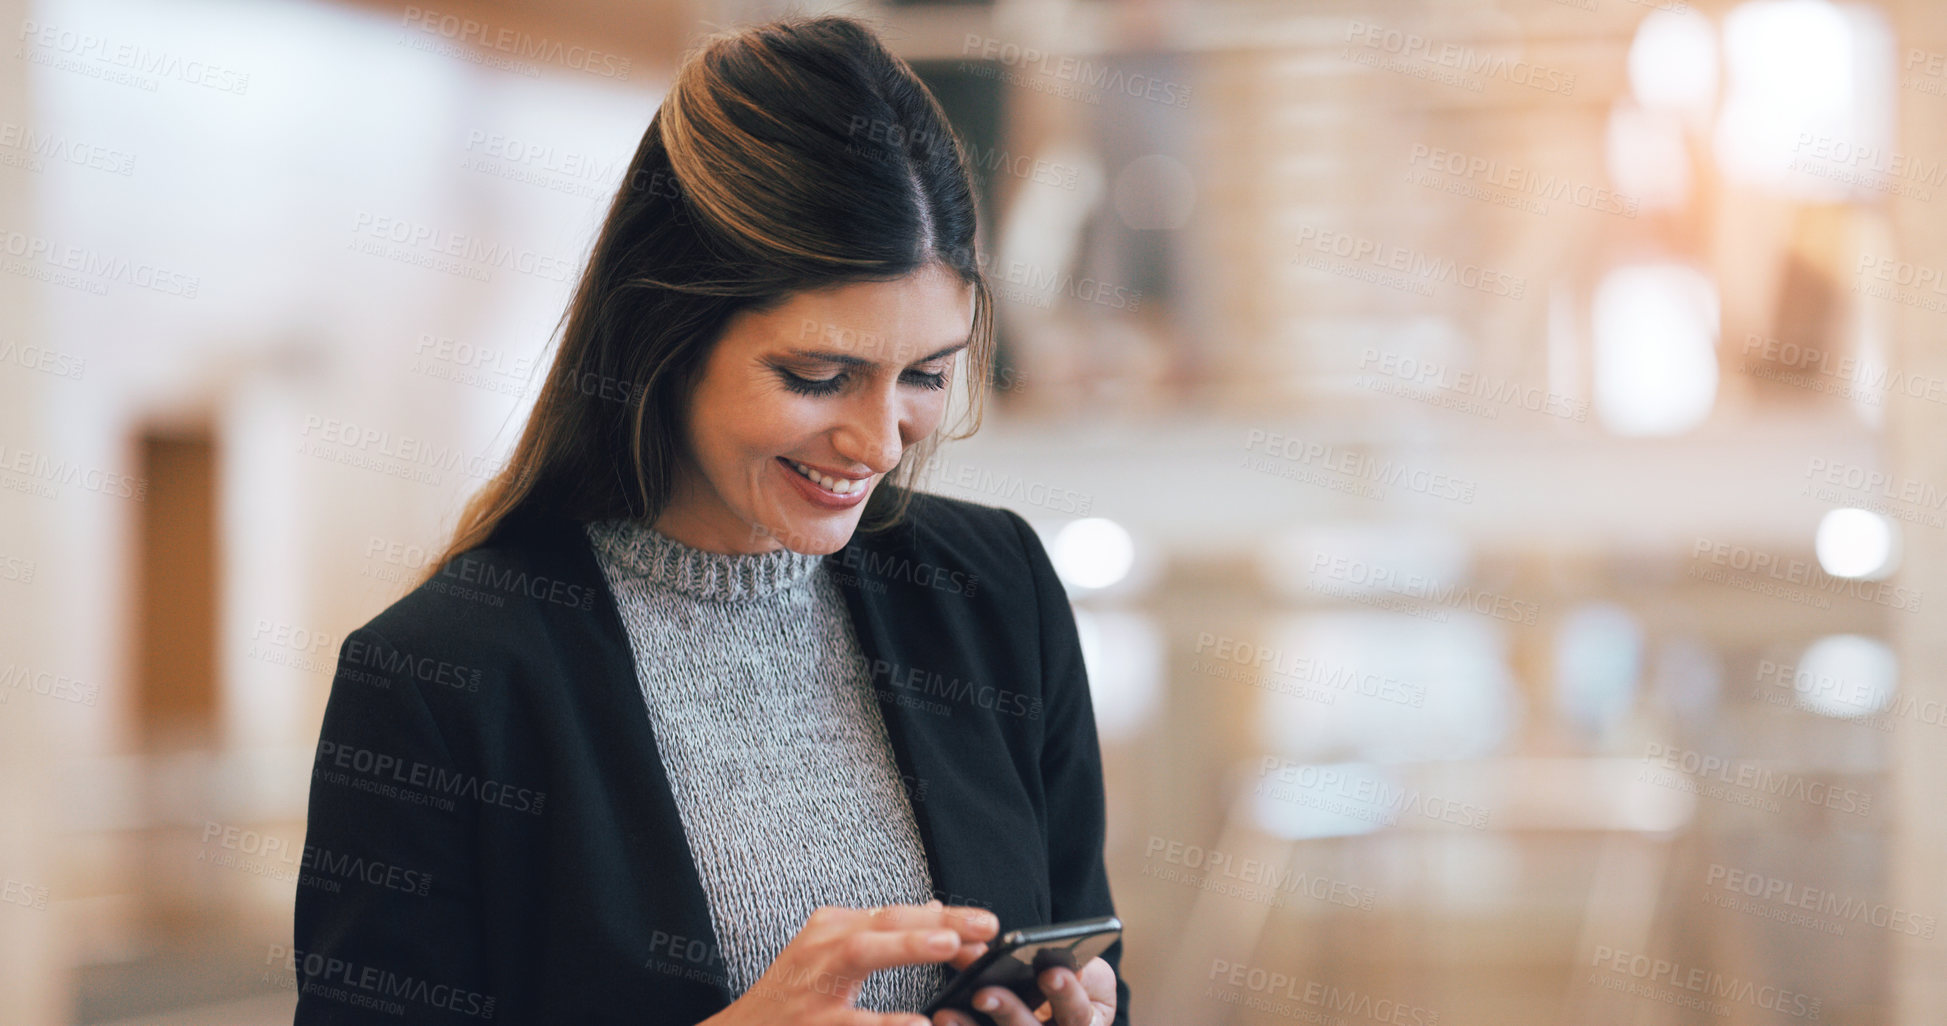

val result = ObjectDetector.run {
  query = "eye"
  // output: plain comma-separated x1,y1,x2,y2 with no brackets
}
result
777,368,846,396
776,366,949,395
903,368,949,391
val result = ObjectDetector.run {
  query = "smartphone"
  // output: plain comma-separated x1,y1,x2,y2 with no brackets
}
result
919,915,1121,1023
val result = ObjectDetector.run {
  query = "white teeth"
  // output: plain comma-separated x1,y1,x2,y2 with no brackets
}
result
787,459,863,495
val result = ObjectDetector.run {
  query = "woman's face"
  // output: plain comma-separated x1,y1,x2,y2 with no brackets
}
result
655,261,975,555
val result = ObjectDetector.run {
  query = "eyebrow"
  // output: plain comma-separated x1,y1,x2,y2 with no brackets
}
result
781,337,972,368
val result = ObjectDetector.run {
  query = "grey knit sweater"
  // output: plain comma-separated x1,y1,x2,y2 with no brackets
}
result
582,517,944,1013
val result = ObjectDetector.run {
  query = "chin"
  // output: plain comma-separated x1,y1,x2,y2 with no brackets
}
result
752,509,860,555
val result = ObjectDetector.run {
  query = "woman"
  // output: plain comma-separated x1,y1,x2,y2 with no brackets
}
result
293,15,1127,1026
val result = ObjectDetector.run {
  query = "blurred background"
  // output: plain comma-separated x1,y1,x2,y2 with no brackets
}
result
4,0,1946,1022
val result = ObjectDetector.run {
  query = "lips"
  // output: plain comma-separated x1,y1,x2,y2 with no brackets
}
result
780,456,871,495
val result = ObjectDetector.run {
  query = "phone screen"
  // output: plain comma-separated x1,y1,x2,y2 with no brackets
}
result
919,916,1120,1021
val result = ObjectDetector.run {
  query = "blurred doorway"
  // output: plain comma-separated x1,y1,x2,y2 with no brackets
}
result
135,428,219,754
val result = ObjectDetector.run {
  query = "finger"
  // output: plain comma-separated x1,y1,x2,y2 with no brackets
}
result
932,1011,979,1026
1039,966,1095,1025
947,941,989,971
808,903,944,939
937,904,1001,941
1075,956,1117,1007
831,926,966,975
857,903,1000,943
803,903,881,939
973,984,1043,1026
859,904,939,929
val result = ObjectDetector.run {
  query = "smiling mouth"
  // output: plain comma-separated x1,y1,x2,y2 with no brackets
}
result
780,457,871,495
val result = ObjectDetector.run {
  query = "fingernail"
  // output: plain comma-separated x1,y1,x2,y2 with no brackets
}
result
976,994,998,1011
1050,973,1066,991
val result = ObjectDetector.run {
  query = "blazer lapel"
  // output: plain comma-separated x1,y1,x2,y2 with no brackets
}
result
552,514,739,1010
826,525,1046,933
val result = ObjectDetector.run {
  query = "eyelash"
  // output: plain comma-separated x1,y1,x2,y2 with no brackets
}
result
777,368,948,396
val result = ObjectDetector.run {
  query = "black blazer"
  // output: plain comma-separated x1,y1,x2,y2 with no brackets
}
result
291,488,1129,1025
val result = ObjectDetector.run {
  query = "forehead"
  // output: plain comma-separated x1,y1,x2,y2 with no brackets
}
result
747,265,974,364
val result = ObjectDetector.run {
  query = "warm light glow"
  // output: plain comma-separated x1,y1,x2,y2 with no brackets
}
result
1051,517,1136,589
1714,0,1860,189
1592,265,1720,436
1791,635,1896,719
1628,10,1719,114
1815,507,1897,579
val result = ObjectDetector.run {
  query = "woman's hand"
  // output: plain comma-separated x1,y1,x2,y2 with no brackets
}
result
929,956,1117,1026
701,900,998,1026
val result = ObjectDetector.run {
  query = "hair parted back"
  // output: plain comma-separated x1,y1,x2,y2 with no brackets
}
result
421,14,994,584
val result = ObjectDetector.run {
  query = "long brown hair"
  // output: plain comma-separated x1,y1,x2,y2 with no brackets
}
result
422,15,995,584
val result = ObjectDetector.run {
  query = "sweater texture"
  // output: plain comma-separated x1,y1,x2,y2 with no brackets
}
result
582,517,944,1013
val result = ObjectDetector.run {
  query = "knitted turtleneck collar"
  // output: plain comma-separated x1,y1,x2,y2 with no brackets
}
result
582,518,825,602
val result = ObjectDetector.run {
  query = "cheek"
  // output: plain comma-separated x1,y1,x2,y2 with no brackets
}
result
907,391,953,437
731,397,827,460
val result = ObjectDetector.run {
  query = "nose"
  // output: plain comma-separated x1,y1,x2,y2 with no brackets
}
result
832,385,908,475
